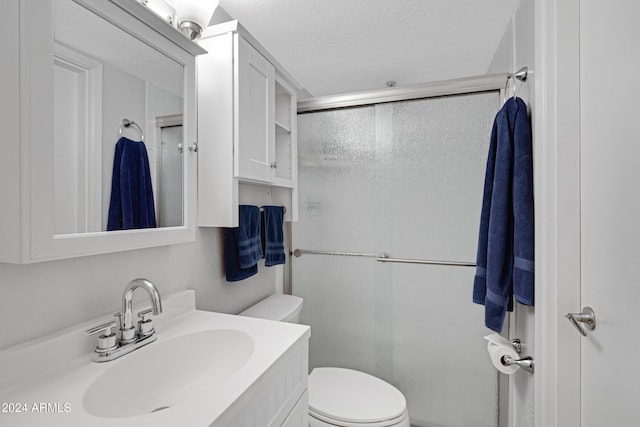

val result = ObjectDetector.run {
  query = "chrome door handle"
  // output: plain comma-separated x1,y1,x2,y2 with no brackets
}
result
565,306,596,336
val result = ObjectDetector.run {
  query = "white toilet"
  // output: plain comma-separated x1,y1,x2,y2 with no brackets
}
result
239,294,410,427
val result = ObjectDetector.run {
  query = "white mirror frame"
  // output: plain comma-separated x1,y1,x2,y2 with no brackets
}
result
15,0,201,263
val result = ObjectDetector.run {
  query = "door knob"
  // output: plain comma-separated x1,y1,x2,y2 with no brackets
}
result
565,306,596,336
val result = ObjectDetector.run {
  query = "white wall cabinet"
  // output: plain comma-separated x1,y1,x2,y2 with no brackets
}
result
0,0,204,263
197,20,302,227
236,36,275,183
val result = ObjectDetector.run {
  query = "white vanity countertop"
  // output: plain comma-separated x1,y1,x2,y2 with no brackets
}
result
0,291,310,426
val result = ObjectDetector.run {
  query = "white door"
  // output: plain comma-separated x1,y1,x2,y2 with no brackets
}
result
579,1,640,424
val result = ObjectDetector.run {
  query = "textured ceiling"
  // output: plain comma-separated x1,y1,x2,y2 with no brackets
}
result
215,0,517,98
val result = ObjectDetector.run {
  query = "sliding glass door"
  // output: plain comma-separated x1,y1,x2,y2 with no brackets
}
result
293,91,501,426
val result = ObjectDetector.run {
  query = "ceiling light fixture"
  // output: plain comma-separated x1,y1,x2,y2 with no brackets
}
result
167,0,219,40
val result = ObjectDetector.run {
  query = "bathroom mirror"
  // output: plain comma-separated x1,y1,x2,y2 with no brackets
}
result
53,0,184,234
18,0,202,262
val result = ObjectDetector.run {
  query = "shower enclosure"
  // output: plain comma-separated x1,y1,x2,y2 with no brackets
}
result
292,81,503,427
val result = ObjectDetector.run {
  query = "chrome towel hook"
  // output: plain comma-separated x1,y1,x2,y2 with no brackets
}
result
504,66,529,102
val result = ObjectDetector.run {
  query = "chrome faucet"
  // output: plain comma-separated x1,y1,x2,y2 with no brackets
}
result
85,278,163,362
120,278,163,343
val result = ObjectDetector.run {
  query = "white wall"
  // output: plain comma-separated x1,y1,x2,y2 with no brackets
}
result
486,0,535,426
0,228,277,350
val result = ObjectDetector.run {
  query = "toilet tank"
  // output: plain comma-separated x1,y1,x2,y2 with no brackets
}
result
238,294,303,323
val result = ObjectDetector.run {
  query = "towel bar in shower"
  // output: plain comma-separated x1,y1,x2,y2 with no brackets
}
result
292,249,475,267
292,249,377,258
377,254,475,267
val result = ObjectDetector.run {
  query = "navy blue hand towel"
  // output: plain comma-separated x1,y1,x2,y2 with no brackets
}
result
234,205,263,269
223,205,263,282
262,206,286,266
224,228,258,282
473,97,534,333
107,137,156,231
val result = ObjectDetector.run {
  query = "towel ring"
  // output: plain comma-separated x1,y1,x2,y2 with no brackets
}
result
119,118,144,141
503,66,528,103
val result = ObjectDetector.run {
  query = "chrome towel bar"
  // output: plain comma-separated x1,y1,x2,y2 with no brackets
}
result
292,249,475,267
292,249,377,258
377,254,475,267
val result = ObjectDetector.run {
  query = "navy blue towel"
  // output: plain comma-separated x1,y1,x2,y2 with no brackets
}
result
107,137,156,231
235,205,263,268
473,97,534,333
224,228,258,282
262,206,286,266
224,205,262,282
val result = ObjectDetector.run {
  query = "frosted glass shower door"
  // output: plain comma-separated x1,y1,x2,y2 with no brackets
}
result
294,106,378,371
293,91,501,426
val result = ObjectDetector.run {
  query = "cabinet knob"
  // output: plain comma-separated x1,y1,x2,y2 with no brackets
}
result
188,142,198,152
270,161,278,169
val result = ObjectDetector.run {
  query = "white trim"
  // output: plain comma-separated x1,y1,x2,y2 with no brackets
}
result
202,20,304,91
0,0,21,263
534,0,582,426
155,114,183,128
80,0,207,56
53,43,103,233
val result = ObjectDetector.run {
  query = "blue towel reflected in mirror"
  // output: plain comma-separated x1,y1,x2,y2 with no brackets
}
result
107,137,157,231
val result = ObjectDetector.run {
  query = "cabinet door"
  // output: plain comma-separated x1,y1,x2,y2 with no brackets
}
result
281,389,308,427
235,35,275,183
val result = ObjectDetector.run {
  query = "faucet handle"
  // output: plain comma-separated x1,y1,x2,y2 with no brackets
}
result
85,321,118,352
137,308,156,337
113,312,123,329
86,320,117,336
137,308,154,321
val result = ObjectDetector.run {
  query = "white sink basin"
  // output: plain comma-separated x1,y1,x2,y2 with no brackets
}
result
0,291,310,427
83,329,254,418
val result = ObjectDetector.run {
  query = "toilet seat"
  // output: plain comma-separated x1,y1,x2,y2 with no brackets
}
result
308,367,408,427
309,408,409,427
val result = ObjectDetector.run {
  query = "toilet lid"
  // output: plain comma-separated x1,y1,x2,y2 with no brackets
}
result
308,368,407,425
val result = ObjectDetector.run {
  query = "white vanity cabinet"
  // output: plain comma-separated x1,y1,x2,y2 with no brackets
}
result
0,0,205,263
197,20,302,227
